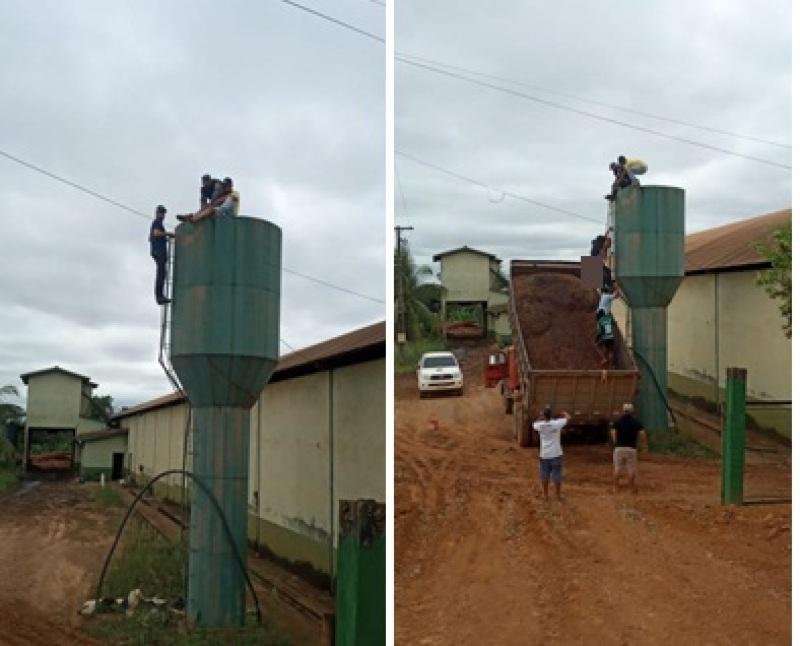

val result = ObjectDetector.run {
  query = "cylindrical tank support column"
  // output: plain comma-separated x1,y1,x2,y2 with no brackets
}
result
614,185,685,432
170,216,281,628
187,406,250,625
630,307,668,430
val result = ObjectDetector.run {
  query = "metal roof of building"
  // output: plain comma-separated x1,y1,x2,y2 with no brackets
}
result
433,246,500,262
20,366,98,388
74,427,128,443
685,209,790,274
274,320,384,377
113,321,385,420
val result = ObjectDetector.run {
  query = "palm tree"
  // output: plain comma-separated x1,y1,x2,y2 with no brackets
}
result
395,246,440,341
0,385,18,398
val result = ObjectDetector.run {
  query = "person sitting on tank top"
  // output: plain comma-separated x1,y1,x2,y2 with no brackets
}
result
177,177,240,223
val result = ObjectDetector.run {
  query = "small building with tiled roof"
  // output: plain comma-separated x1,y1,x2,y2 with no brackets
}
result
432,246,510,342
615,208,791,437
114,321,385,587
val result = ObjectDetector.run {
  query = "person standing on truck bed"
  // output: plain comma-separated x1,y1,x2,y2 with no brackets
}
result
590,230,613,287
610,403,648,494
595,309,616,368
533,406,571,502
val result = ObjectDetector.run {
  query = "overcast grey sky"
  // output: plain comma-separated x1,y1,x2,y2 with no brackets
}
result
0,0,384,408
395,0,791,272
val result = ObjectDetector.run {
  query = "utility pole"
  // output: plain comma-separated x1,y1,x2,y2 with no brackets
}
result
394,225,414,343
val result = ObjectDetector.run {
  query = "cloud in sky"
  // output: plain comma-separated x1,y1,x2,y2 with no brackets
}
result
0,0,385,408
395,0,791,270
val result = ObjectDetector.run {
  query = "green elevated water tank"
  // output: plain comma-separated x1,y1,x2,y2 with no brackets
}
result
170,216,281,627
614,185,685,431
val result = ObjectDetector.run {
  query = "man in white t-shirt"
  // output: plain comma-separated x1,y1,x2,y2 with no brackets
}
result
532,405,571,501
597,281,619,314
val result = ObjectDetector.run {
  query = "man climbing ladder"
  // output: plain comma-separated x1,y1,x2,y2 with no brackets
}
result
149,204,174,305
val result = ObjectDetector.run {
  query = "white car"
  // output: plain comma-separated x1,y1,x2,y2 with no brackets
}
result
417,351,464,397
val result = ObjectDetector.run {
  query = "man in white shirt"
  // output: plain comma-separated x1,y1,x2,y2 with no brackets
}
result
597,281,619,314
532,405,571,501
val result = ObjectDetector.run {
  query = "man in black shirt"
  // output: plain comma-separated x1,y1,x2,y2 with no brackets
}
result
199,174,223,208
610,402,648,493
149,205,174,305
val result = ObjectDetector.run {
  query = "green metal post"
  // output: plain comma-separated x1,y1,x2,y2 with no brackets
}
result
721,367,747,505
336,500,386,646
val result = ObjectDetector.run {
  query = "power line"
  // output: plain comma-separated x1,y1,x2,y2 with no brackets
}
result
398,52,791,150
0,147,385,306
396,56,792,170
280,338,296,351
361,0,385,6
396,150,603,224
394,164,409,218
275,0,384,43
282,267,385,303
0,149,151,220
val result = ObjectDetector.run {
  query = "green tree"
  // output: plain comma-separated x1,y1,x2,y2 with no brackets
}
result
754,222,791,338
89,394,115,422
395,246,440,340
0,385,24,455
0,385,24,424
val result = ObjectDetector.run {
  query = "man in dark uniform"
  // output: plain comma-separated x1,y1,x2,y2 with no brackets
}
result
199,174,222,208
610,403,648,493
149,205,174,305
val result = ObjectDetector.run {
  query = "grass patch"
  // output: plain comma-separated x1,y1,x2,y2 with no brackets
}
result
395,337,447,373
92,486,125,507
649,430,718,459
84,612,290,646
101,520,186,600
0,467,18,494
86,520,291,644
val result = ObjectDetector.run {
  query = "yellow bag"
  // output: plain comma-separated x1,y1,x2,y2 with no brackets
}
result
626,158,648,175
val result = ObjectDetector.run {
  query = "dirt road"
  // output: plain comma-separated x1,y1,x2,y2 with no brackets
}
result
0,481,120,646
395,352,790,645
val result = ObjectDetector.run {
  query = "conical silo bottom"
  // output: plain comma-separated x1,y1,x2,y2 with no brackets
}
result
631,307,669,432
187,406,250,627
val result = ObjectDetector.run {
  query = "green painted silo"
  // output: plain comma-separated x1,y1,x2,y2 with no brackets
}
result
614,185,685,431
170,216,281,627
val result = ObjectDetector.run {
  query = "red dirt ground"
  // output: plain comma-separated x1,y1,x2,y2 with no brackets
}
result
0,482,115,645
513,273,633,369
395,345,790,645
0,481,320,645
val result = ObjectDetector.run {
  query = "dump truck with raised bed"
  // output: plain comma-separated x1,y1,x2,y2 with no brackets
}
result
500,260,639,446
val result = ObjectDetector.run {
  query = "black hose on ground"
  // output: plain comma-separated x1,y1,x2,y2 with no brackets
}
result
92,468,262,625
630,347,678,427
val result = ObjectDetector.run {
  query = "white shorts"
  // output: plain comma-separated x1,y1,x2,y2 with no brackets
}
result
613,447,637,475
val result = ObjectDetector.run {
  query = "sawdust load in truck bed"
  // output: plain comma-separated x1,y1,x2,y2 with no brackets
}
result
513,272,633,370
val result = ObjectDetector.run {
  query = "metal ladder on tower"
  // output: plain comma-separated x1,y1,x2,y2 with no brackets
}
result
157,238,194,516
158,238,183,395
